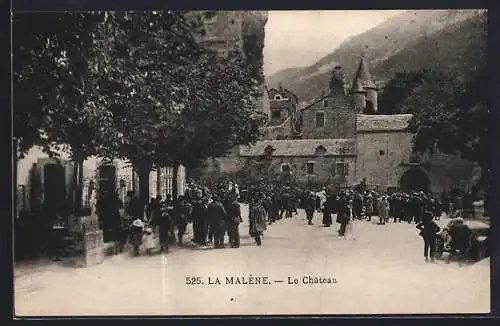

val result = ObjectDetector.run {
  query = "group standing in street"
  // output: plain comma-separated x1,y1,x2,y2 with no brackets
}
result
91,175,480,266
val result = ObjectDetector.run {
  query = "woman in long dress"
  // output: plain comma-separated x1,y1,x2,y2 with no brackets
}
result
322,196,333,227
378,195,390,225
344,197,356,240
249,194,267,246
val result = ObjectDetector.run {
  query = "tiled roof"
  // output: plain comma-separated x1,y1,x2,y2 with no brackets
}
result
356,114,413,132
239,139,356,157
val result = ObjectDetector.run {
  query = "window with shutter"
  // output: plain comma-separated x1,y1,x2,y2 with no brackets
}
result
335,162,349,181
306,162,315,175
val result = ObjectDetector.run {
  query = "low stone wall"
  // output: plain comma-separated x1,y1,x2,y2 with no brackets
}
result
68,215,105,267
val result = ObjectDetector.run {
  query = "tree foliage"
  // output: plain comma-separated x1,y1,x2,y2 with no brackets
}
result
88,12,203,171
378,71,427,114
86,11,265,202
14,10,266,207
13,12,104,159
406,61,488,190
14,12,106,211
156,49,266,169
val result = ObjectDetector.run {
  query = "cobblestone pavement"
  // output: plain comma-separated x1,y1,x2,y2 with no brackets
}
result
14,205,490,316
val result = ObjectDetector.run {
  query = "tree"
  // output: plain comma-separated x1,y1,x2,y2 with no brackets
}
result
88,11,206,206
90,11,266,204
406,62,488,198
156,49,266,171
13,12,105,212
378,71,427,114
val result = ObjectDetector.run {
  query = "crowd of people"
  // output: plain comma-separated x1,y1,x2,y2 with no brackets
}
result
92,177,482,264
97,179,273,256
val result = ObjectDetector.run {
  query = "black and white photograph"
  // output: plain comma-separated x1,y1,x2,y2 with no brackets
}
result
13,9,490,316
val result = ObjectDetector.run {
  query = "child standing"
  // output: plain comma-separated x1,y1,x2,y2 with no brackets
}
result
143,227,156,255
130,218,145,256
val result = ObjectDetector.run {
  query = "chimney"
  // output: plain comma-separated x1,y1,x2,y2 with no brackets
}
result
329,66,346,95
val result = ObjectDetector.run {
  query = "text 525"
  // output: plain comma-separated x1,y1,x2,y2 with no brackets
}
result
185,277,204,285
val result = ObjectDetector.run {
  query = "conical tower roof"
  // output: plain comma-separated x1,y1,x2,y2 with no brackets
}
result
351,56,377,90
351,77,365,93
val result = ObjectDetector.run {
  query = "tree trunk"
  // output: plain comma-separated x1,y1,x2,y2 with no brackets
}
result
72,160,78,213
76,157,84,213
172,164,179,200
156,168,162,199
132,169,136,193
135,164,151,217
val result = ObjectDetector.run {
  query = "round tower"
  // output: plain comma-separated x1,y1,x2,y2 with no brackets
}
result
351,56,378,114
351,78,366,113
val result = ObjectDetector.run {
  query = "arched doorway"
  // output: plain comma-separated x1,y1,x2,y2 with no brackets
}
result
400,168,430,193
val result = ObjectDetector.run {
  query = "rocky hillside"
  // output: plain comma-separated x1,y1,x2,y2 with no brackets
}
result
266,10,486,105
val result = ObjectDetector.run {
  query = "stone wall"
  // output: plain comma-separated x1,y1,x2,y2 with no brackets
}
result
355,131,414,190
301,96,356,139
233,156,355,186
190,11,269,117
261,118,292,140
422,152,479,193
197,146,246,180
265,156,357,187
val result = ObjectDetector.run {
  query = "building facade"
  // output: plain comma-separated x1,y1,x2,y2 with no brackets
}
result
207,56,479,194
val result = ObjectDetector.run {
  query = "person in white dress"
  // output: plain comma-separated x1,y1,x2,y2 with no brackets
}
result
143,227,156,255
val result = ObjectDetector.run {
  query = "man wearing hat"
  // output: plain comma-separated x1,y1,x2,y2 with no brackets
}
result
207,193,227,249
226,192,242,248
304,191,316,225
364,192,374,222
416,211,441,262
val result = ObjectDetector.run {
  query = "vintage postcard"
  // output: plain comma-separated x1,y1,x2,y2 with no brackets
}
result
13,9,490,316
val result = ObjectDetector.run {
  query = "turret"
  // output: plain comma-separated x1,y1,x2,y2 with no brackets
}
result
351,77,366,113
351,56,378,114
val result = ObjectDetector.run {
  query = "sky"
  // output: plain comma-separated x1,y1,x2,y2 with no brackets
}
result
263,10,403,77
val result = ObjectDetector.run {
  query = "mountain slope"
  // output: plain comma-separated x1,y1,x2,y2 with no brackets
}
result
266,9,485,105
372,13,487,82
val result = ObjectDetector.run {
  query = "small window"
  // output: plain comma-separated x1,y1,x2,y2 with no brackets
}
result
315,145,327,156
335,162,349,181
323,99,328,107
379,150,385,156
316,111,325,128
271,110,281,120
281,163,291,173
306,162,315,175
274,95,282,100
